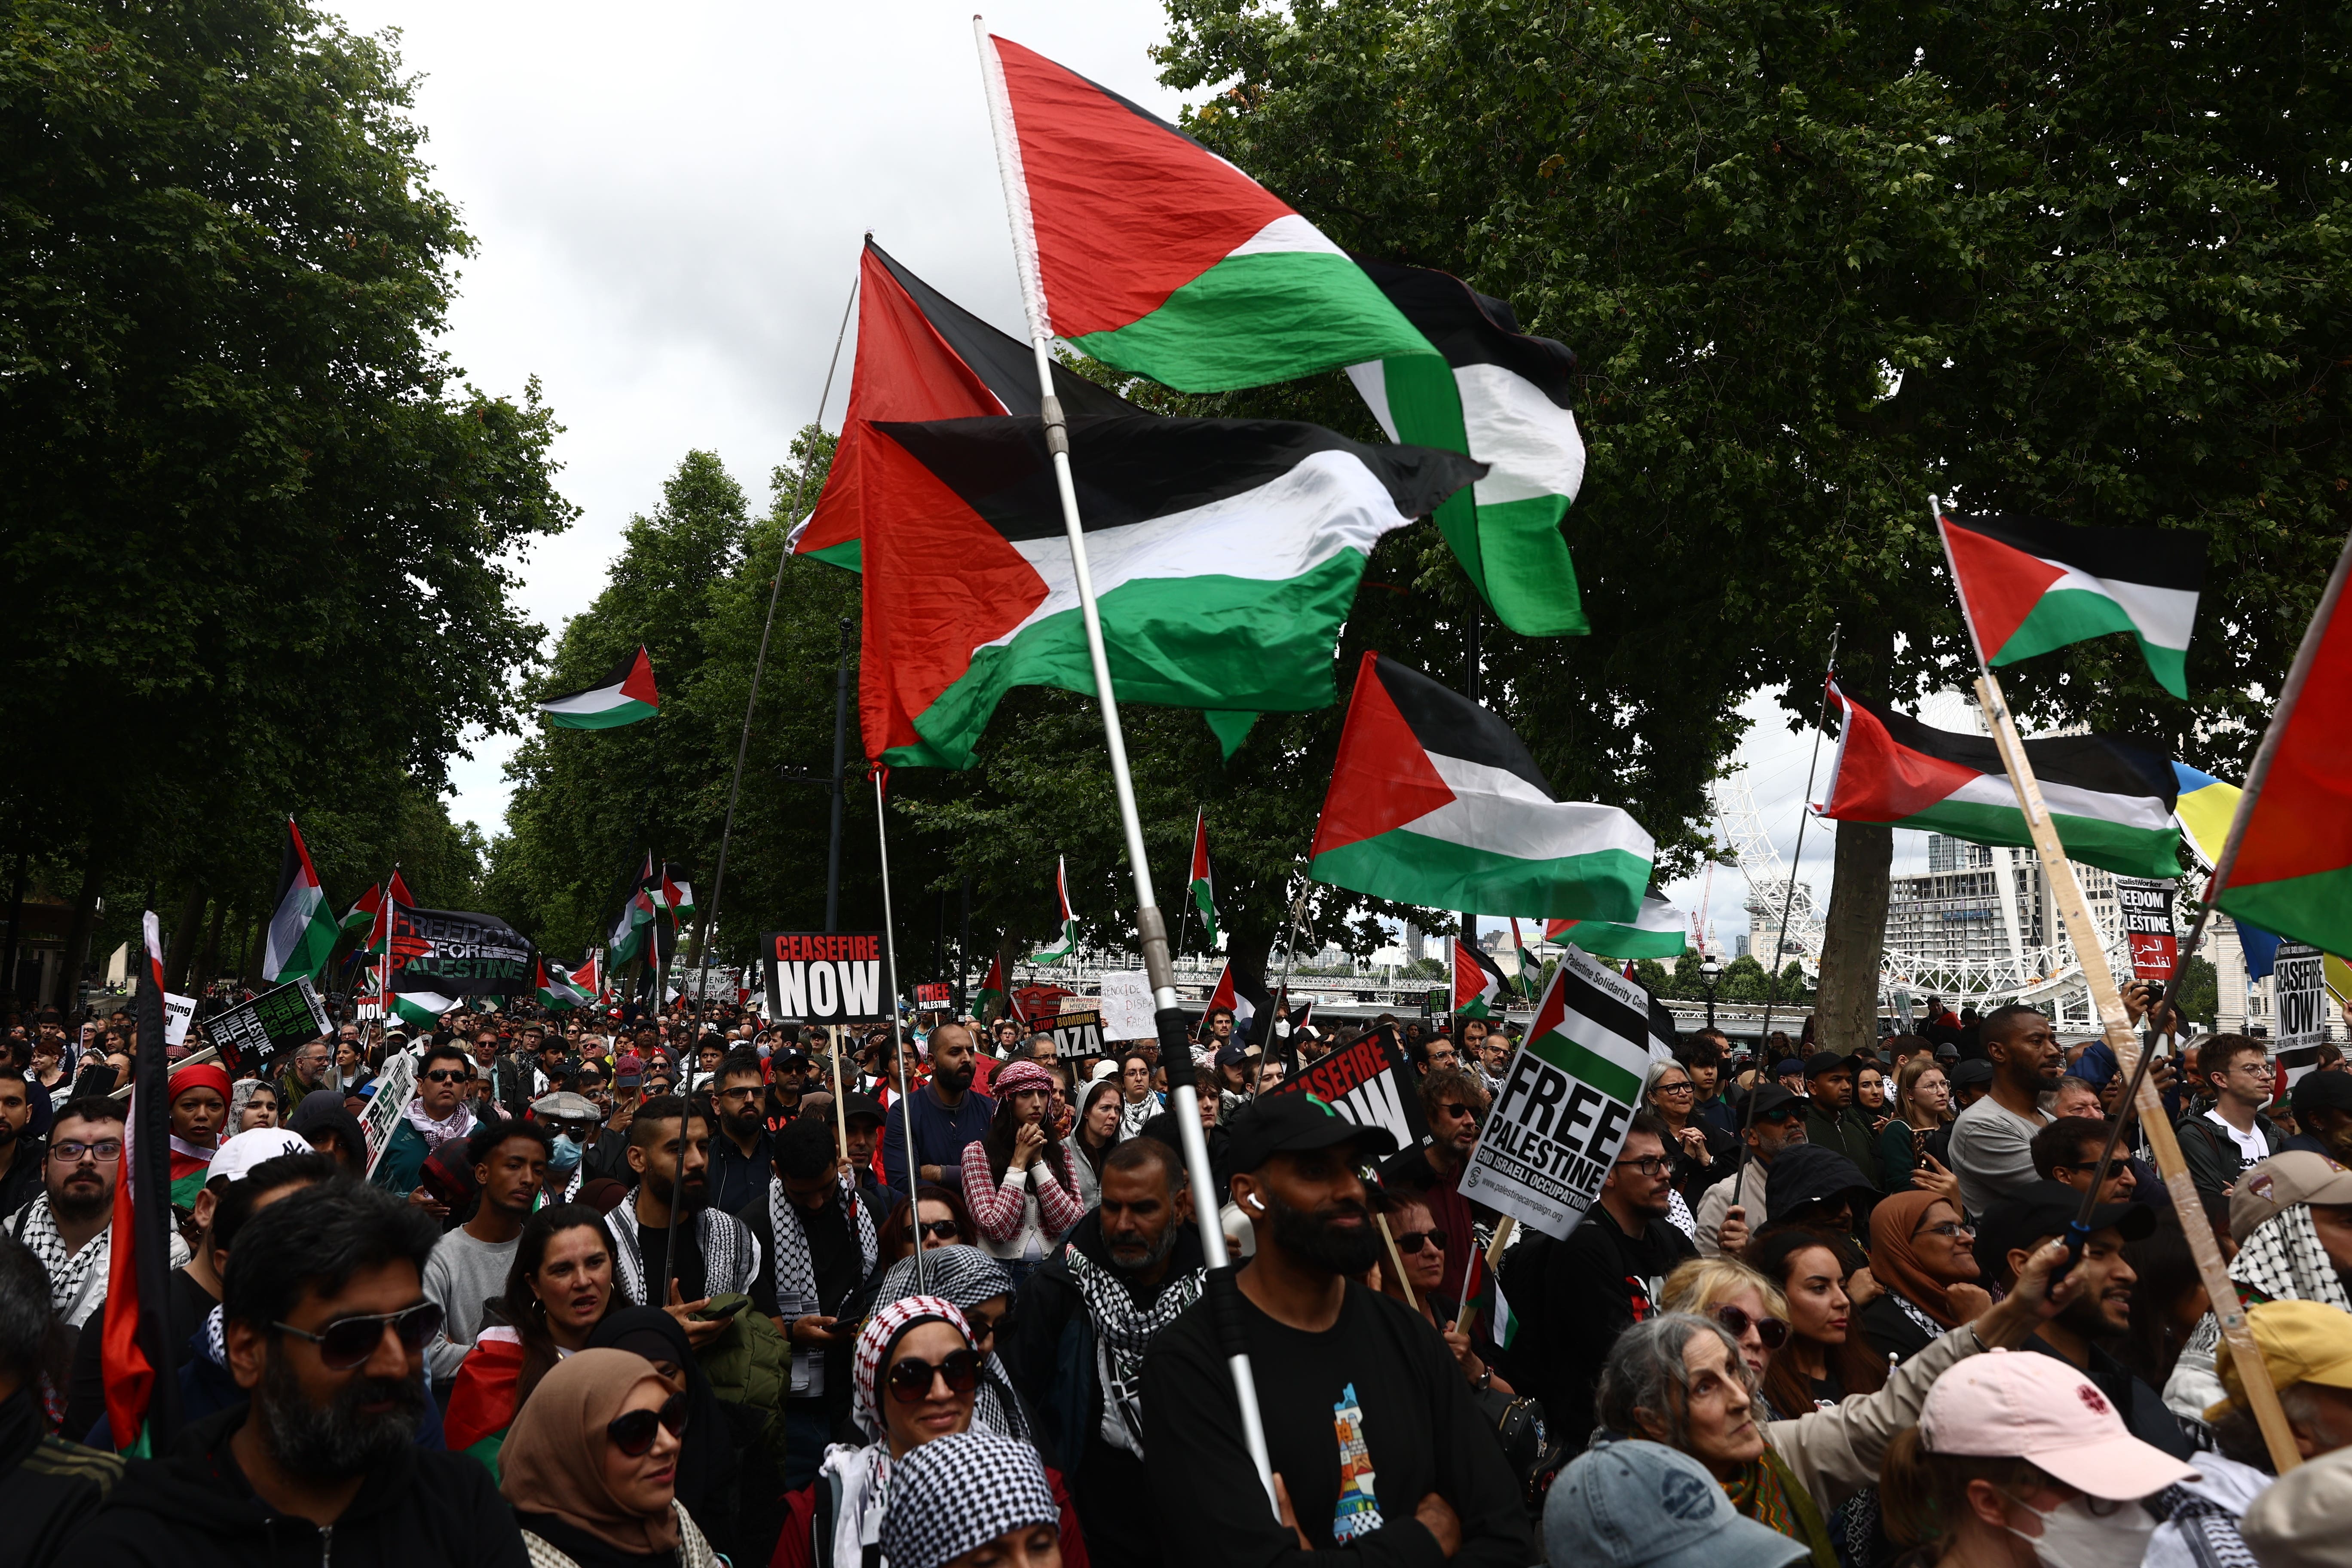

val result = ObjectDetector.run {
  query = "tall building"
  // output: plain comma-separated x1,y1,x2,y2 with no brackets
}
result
1403,922,1426,963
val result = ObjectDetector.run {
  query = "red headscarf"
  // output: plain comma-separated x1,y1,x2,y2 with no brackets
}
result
168,1061,233,1106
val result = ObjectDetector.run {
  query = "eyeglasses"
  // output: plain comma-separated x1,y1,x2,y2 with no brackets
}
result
607,1391,690,1457
887,1348,986,1403
1713,1303,1790,1350
421,1069,467,1084
1652,1082,1696,1096
1393,1228,1449,1255
1616,1155,1671,1178
273,1301,444,1371
50,1139,122,1164
1913,1221,1975,1240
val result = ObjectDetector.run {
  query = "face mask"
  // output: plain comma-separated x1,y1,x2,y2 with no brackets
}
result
549,1134,583,1173
2005,1494,2156,1568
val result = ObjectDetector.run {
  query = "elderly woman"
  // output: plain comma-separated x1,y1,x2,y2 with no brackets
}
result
497,1347,720,1566
1859,1191,1990,1366
773,1296,1089,1568
1648,1058,1733,1213
1592,1239,2071,1568
881,1430,1066,1568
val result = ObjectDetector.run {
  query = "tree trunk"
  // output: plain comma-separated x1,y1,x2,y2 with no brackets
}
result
57,849,107,1019
165,885,207,992
1814,822,1892,1055
194,897,225,993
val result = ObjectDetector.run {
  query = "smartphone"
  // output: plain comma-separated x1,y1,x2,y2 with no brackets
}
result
692,1298,749,1323
2144,982,2166,1004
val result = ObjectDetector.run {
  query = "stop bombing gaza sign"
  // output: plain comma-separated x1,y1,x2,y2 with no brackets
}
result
761,932,888,1024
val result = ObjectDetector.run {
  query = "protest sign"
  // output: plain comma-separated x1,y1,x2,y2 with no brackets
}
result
1260,1025,1430,1155
761,932,888,1023
361,1048,416,1176
2116,878,2180,980
914,982,953,1010
388,906,533,996
1050,1008,1104,1058
1461,945,1670,1238
1099,971,1155,1041
1421,986,1448,1019
162,992,196,1048
206,977,332,1073
2276,941,2329,1090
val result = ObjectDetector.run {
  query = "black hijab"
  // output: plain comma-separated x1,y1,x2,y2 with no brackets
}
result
585,1305,737,1530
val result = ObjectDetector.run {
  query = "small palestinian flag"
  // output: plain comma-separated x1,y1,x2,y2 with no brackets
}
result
1453,938,1507,1020
1547,895,1689,961
1506,918,1537,998
609,853,657,964
793,238,1137,572
1816,681,2181,879
1939,508,2205,698
975,952,1008,1020
341,883,381,936
1187,809,1221,947
2212,550,2352,954
1204,958,1256,1040
976,32,1436,392
262,818,338,983
444,1325,523,1464
858,415,1478,769
537,646,660,730
536,958,591,1011
1347,261,1587,638
362,870,415,955
1308,653,1653,920
1032,858,1078,964
390,991,458,1028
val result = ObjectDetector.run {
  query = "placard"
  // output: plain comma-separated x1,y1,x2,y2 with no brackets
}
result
914,982,953,1010
361,1049,416,1177
1421,986,1448,1019
2116,878,2179,980
2277,941,2329,1090
388,906,533,996
206,977,332,1073
1050,1008,1104,1059
1099,971,1155,1041
1259,1025,1430,1155
162,992,196,1048
760,932,888,1023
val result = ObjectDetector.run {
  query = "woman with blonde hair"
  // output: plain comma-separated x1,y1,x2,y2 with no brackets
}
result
1660,1255,1790,1393
1881,1055,1959,1196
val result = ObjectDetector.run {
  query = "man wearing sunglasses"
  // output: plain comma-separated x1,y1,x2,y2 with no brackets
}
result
1694,1082,1808,1257
1378,1066,1488,1308
369,1041,477,1203
1142,1094,1533,1568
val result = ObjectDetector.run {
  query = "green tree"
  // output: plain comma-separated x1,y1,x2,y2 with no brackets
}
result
2172,956,2218,1029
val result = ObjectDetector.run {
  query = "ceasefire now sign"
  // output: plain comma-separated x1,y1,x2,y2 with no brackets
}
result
761,932,888,1023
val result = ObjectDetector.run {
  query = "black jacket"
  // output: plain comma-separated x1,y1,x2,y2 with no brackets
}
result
1498,1207,1694,1449
63,1403,527,1567
0,1385,119,1568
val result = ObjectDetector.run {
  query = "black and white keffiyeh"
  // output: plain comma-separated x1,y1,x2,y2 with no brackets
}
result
768,1171,879,1396
874,1246,1032,1442
1066,1243,1204,1459
608,1207,760,1311
878,1430,1059,1568
4,1196,110,1327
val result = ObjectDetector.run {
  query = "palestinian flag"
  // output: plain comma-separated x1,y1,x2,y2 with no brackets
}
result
1347,261,1587,638
653,867,694,925
576,951,606,1000
1031,858,1078,964
858,414,1479,769
1187,809,1221,947
1816,681,2181,879
1506,919,1537,998
536,958,591,1011
793,238,1137,572
1308,652,1653,920
537,646,661,730
1204,958,1256,1040
103,912,181,1452
975,952,1009,1020
1939,508,2205,698
976,33,1437,392
609,853,657,964
341,882,382,937
1547,895,1689,961
361,870,416,955
1519,943,1674,1109
2212,548,2352,954
390,992,459,1028
262,817,337,982
1453,938,1507,1019
444,1325,524,1467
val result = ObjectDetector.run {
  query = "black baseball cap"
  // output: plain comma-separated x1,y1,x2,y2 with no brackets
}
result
1763,1143,1875,1225
1975,1179,2155,1287
1737,1082,1804,1122
1225,1093,1399,1175
1803,1050,1852,1079
2292,1070,2352,1119
839,1092,887,1127
1950,1059,1995,1089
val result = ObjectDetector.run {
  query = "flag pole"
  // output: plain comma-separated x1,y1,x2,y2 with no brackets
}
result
873,768,928,1296
1931,494,2301,1473
975,17,1271,1502
694,268,860,1020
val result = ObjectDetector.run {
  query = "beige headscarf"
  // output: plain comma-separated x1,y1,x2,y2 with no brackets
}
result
498,1347,680,1555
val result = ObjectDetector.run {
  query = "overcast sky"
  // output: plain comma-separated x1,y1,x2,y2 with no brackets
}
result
331,0,1939,939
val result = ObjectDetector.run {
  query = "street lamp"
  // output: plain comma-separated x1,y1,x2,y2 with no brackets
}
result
1702,956,1723,1030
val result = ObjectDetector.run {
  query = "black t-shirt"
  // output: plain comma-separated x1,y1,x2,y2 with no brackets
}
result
1142,1271,1533,1568
1504,1208,1695,1449
636,1216,704,1306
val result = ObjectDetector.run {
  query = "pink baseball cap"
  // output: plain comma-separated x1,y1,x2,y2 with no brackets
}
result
1919,1350,2195,1499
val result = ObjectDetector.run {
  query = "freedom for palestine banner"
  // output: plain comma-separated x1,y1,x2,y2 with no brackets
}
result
1816,681,2181,879
387,906,533,997
1461,945,1673,1238
857,415,1480,769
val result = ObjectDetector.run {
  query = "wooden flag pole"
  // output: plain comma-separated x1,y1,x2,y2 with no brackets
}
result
1932,497,2300,1473
977,16,1272,1506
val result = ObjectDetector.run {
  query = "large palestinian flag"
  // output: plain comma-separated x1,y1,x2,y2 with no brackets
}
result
1031,858,1078,964
976,32,1436,392
1938,508,2205,698
1547,895,1688,961
1453,938,1507,1019
262,817,337,983
537,646,660,730
1816,681,2181,878
536,958,591,1011
2212,551,2352,955
1308,652,1653,919
793,239,1136,572
1347,261,1587,638
858,414,1480,769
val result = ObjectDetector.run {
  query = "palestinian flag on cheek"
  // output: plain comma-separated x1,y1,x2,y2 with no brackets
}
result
976,32,1438,392
857,415,1480,769
793,239,1138,572
536,646,660,730
1307,652,1654,920
1939,508,2206,698
1816,680,2182,878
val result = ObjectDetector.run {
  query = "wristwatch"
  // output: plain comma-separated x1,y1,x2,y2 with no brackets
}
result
1473,1366,1492,1391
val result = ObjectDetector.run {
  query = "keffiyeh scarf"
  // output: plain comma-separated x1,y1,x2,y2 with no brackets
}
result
878,1431,1060,1568
2181,1204,2352,1371
5,1198,108,1327
1067,1242,1204,1458
767,1171,878,1395
872,1247,1033,1442
852,1295,974,1440
402,1094,472,1149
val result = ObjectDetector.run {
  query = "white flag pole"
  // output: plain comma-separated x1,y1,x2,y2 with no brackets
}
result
975,17,1274,1505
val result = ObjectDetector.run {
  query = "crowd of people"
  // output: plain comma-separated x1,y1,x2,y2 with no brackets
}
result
0,976,2345,1568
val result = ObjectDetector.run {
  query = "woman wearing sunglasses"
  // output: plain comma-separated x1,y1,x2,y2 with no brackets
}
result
1371,1195,1517,1396
874,1184,977,1269
775,1295,1085,1568
1861,1191,1991,1367
499,1347,720,1567
1659,1256,1792,1391
588,1306,746,1567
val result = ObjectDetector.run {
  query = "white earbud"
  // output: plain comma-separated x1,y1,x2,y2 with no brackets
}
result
1245,1193,1265,1211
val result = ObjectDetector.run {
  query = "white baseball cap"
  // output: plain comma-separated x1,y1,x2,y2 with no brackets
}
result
205,1127,313,1186
1920,1350,2194,1499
